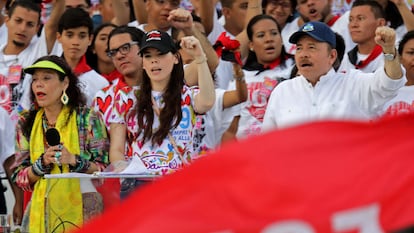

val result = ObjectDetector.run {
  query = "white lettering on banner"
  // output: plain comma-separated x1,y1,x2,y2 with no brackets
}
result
262,221,315,233
210,203,384,233
332,203,384,233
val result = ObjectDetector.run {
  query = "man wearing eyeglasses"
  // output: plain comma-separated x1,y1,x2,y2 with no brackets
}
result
91,26,145,132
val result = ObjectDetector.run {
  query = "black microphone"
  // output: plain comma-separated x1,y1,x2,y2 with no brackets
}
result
45,128,60,146
45,128,62,171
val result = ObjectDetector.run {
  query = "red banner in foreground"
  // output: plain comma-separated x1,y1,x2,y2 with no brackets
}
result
77,114,414,233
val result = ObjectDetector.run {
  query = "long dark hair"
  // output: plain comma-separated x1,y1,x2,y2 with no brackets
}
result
86,23,117,73
137,53,185,145
22,55,86,138
244,14,290,69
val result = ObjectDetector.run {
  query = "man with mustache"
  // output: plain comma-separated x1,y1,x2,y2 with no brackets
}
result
262,21,405,130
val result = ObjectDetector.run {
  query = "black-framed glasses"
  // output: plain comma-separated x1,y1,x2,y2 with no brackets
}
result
106,41,139,58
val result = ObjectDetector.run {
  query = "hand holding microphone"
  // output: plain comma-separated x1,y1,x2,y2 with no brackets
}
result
44,128,76,171
45,128,62,167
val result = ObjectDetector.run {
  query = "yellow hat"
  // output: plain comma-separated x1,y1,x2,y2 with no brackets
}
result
24,60,66,76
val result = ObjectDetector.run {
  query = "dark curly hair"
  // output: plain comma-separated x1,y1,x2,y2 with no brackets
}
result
22,55,86,137
86,23,117,73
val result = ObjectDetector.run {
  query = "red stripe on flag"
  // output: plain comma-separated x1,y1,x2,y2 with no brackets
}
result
76,114,414,232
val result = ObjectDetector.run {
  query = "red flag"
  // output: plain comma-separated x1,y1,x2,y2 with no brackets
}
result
76,114,414,233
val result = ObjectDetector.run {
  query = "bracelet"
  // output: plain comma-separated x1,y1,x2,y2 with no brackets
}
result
194,55,207,64
69,155,91,173
31,165,44,177
32,154,52,177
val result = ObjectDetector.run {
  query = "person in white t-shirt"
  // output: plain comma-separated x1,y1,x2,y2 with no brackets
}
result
337,0,387,73
56,8,109,106
0,107,22,225
332,0,414,54
281,0,341,55
0,0,65,113
383,30,414,116
263,21,405,130
228,14,294,139
212,0,263,89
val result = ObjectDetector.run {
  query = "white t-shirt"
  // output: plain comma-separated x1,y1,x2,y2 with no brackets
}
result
207,10,226,45
77,70,109,107
0,107,15,173
110,85,199,175
331,10,407,54
208,14,236,90
281,17,300,55
230,59,294,138
382,85,414,116
263,68,406,130
0,24,7,46
331,11,355,54
197,88,239,150
338,51,384,73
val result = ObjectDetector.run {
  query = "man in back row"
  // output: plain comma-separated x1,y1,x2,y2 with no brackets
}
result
0,0,65,113
263,21,405,130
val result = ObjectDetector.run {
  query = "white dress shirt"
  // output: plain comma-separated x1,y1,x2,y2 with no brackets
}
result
263,68,406,130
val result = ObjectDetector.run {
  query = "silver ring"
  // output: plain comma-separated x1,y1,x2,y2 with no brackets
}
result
58,144,63,150
55,151,61,159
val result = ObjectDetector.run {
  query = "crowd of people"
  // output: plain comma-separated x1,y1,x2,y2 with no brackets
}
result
0,0,413,232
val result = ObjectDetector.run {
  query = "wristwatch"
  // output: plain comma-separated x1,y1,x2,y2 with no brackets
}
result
383,49,397,61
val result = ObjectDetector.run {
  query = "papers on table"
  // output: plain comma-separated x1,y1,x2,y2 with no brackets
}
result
45,156,156,179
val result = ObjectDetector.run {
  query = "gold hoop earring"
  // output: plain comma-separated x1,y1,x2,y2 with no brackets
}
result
61,90,69,105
